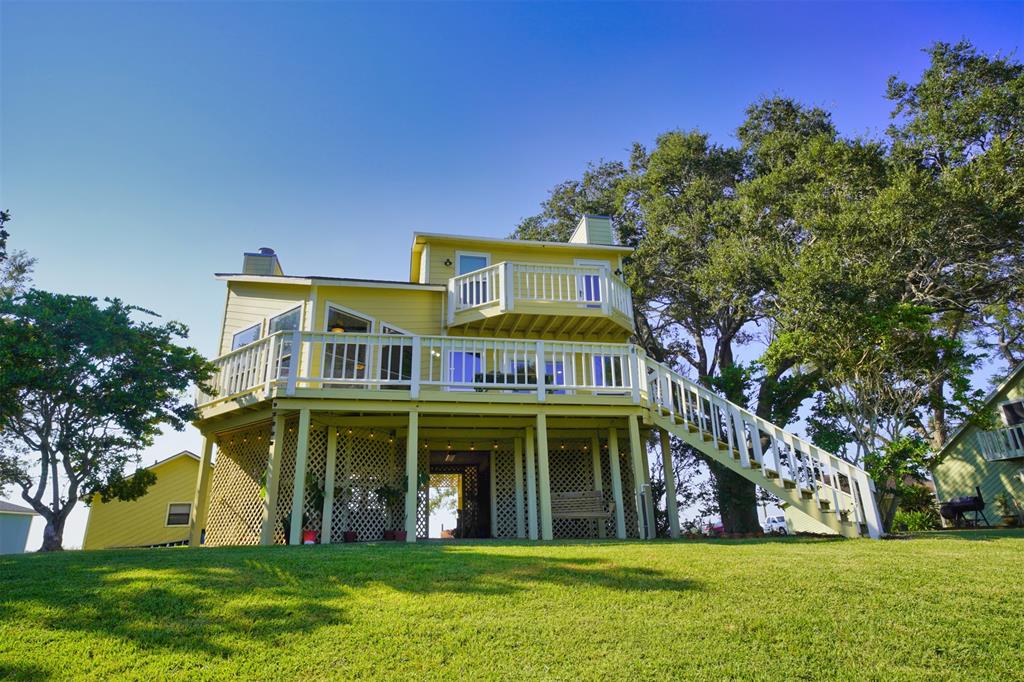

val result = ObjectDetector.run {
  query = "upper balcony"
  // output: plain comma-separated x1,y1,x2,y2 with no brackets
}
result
447,261,634,336
977,424,1024,461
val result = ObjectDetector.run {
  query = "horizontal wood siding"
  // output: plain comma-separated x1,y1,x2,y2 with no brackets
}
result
220,283,309,355
83,457,209,550
425,241,620,287
933,375,1024,523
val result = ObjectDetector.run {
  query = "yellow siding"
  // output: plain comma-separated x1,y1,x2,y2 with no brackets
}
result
421,239,622,286
311,285,444,336
220,282,309,355
83,456,211,550
933,372,1024,523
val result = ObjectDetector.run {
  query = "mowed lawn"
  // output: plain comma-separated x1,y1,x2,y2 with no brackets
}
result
1,532,1022,681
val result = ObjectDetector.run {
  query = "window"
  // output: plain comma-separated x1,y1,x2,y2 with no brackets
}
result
593,355,625,388
575,259,610,306
457,252,491,307
380,325,412,388
1002,400,1024,427
324,306,373,382
269,306,302,377
231,323,261,350
166,503,191,526
457,253,489,275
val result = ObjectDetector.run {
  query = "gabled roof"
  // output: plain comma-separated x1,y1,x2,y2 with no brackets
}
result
147,450,209,471
214,273,446,291
937,359,1024,456
0,500,37,515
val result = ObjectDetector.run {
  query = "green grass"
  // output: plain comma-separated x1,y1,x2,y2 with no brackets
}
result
2,532,1023,680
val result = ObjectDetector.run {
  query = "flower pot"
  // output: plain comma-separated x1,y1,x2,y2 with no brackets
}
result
343,531,358,543
383,530,396,541
302,530,317,544
393,530,407,542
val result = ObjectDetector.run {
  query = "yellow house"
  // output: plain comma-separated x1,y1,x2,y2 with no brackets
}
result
932,361,1024,526
190,216,884,546
83,451,213,550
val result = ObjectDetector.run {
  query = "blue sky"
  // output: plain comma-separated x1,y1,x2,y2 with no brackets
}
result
2,1,1021,547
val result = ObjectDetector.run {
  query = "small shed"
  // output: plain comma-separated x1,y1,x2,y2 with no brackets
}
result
0,500,38,554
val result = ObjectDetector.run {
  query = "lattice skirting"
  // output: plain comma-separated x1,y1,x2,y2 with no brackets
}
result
492,440,640,540
205,418,644,545
205,423,272,547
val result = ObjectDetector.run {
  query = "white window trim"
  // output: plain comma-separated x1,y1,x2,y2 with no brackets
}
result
165,502,192,527
322,301,377,334
454,250,491,275
998,398,1024,426
380,322,414,336
266,304,303,335
231,322,262,351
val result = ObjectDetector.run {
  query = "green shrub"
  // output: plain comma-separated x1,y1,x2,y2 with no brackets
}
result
892,508,939,532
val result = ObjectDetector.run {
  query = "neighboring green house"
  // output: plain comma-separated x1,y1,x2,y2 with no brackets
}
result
0,501,37,554
933,361,1024,526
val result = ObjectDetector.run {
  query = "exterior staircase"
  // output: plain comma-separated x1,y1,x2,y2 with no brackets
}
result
641,355,884,538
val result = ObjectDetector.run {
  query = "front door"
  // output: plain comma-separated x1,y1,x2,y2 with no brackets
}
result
574,258,609,307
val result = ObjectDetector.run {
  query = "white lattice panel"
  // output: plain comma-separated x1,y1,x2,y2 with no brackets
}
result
549,442,596,538
601,444,639,539
327,428,402,542
493,447,517,538
272,419,299,544
205,424,271,547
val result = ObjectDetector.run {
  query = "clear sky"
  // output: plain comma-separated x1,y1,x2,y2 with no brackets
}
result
2,1,1021,548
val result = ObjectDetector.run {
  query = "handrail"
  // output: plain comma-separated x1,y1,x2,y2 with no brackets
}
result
640,353,883,538
448,261,633,321
978,424,1024,461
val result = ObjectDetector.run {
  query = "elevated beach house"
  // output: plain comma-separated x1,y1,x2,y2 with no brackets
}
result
189,217,883,545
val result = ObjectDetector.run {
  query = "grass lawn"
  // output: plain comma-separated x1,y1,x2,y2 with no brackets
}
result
2,532,1022,680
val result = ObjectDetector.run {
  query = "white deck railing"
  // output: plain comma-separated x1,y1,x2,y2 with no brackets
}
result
448,262,633,324
641,355,882,537
200,331,641,404
978,424,1024,461
198,331,882,536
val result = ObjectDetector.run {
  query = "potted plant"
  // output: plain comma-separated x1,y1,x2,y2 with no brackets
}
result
374,480,406,540
283,473,326,544
994,493,1021,527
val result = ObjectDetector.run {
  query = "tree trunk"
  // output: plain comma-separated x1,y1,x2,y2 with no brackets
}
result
40,518,64,551
708,460,760,533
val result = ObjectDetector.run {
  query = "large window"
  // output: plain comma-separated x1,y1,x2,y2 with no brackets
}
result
269,306,302,378
380,325,412,388
231,323,261,351
166,503,191,526
324,306,372,382
457,253,489,275
457,252,491,306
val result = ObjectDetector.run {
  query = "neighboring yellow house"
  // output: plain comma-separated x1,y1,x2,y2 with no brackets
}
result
190,216,884,547
83,451,213,550
933,361,1024,526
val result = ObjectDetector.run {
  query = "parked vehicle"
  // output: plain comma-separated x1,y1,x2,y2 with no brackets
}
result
763,515,788,535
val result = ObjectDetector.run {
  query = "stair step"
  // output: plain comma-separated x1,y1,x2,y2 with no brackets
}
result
763,468,779,479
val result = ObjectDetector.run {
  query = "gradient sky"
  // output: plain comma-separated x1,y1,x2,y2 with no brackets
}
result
2,1,1021,548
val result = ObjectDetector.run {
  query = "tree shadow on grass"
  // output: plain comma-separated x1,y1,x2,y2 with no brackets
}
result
0,542,701,671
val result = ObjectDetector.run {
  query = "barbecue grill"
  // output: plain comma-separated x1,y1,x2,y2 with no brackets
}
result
939,486,991,528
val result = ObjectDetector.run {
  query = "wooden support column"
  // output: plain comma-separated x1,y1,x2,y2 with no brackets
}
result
260,414,287,545
660,428,680,539
489,449,498,538
188,436,214,547
525,426,539,540
321,426,338,544
536,413,553,541
627,414,651,540
513,438,526,538
405,411,419,542
607,427,626,539
591,434,606,538
289,409,312,545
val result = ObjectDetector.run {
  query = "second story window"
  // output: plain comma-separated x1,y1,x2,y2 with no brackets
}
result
231,323,260,351
269,306,302,377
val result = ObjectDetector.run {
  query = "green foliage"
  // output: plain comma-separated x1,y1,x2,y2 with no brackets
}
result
891,509,939,533
0,289,216,549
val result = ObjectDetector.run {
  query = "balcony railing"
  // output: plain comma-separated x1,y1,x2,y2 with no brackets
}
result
198,331,641,405
977,424,1024,461
447,261,634,324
